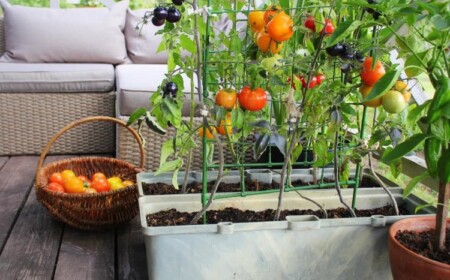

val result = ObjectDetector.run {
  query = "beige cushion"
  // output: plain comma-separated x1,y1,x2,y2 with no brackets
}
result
125,9,168,64
115,64,198,116
0,0,130,64
0,63,115,92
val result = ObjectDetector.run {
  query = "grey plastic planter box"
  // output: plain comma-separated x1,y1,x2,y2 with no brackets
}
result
139,188,433,280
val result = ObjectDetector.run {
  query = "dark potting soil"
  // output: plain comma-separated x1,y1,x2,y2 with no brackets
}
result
142,176,383,195
146,204,409,227
395,229,450,264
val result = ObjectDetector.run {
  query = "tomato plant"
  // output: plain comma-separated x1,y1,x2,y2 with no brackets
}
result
238,86,267,111
359,84,381,108
256,30,283,54
215,89,237,110
381,90,407,114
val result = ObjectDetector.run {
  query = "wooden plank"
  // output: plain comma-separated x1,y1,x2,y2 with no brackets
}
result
0,155,73,279
0,156,40,251
116,216,148,279
0,189,64,279
0,156,8,170
54,228,115,279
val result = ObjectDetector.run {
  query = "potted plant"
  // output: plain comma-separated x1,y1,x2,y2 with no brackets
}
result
129,0,441,278
369,0,450,277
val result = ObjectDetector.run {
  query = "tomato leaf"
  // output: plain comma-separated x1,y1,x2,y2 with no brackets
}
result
179,34,196,53
325,20,362,47
363,67,402,102
127,108,147,125
171,169,180,190
156,159,182,176
160,139,175,166
279,0,290,10
381,133,428,163
404,171,429,198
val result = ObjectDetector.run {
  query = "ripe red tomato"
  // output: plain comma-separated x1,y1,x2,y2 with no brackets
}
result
304,16,316,32
215,89,237,110
360,57,386,86
316,73,326,85
49,172,64,185
91,178,111,193
320,19,335,36
238,86,267,111
91,172,107,182
300,76,318,89
47,182,65,193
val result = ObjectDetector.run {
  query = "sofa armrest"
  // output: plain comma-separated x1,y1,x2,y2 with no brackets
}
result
0,18,4,55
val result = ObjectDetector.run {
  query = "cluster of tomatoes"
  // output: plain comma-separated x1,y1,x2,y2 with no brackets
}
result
199,86,268,139
303,16,335,36
150,0,184,26
47,170,134,194
359,57,411,113
248,5,294,54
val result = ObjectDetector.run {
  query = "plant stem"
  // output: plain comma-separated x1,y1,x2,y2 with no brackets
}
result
294,190,328,219
190,118,225,224
368,151,399,215
192,0,204,103
435,180,450,251
333,131,356,217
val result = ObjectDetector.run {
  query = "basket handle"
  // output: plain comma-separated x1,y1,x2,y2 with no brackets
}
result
35,116,145,180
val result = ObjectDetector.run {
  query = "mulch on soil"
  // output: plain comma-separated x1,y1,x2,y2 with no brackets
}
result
395,229,450,264
146,205,408,227
142,176,384,195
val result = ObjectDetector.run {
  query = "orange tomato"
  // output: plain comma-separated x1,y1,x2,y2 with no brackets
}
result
49,172,64,185
63,177,85,193
91,178,111,192
199,126,217,139
360,57,386,86
47,182,65,193
217,115,233,136
215,88,237,110
359,84,382,107
264,5,281,23
122,180,135,188
248,11,265,32
61,169,76,182
78,175,91,188
256,30,283,54
266,11,293,42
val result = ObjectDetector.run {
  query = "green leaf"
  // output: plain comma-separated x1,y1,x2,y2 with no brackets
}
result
405,51,428,78
404,171,429,198
160,139,175,166
291,144,303,163
179,34,197,53
414,202,435,214
407,101,430,127
156,159,181,175
279,0,289,10
171,169,180,190
430,14,450,30
156,40,166,53
381,133,428,163
326,20,362,47
127,108,147,125
430,118,449,143
390,159,402,179
364,68,402,102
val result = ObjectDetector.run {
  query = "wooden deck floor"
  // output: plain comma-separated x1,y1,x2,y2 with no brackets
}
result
0,155,148,279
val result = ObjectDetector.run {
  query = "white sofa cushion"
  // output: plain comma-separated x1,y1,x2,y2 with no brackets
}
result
0,0,129,64
125,9,168,64
0,63,115,93
116,64,198,116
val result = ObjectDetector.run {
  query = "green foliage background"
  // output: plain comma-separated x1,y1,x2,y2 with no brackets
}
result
5,0,157,9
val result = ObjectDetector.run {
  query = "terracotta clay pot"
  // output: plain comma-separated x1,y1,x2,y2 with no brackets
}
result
388,216,450,280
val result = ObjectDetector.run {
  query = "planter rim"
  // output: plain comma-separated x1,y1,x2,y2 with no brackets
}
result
389,216,450,268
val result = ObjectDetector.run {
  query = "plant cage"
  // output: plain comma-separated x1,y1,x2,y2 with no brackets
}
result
198,0,386,221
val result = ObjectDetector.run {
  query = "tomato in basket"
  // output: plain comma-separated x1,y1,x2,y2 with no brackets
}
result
47,182,65,193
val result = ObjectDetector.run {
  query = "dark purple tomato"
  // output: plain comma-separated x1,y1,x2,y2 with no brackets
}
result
166,7,181,23
152,17,165,26
153,7,168,20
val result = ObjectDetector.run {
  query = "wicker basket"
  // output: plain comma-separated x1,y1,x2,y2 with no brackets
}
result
34,116,145,230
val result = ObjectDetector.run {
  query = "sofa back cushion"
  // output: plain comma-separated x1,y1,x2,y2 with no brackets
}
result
0,0,129,64
125,9,168,64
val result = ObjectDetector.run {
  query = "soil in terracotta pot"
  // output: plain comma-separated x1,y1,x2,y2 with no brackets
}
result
146,204,409,227
142,176,382,195
395,229,450,264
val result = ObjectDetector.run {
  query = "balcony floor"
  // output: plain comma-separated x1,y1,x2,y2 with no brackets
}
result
0,155,148,279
